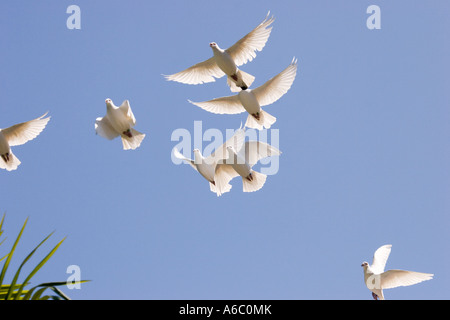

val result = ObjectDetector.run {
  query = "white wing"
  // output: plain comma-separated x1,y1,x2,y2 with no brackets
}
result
226,12,274,66
95,116,119,140
207,127,246,164
2,112,50,147
252,58,298,107
164,57,225,85
118,100,136,126
188,95,245,115
239,141,281,167
381,270,434,289
371,244,392,274
173,147,197,171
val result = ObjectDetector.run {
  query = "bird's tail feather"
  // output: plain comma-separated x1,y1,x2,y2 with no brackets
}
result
210,181,232,197
0,151,21,172
227,70,255,92
242,170,267,193
121,128,145,150
245,110,277,130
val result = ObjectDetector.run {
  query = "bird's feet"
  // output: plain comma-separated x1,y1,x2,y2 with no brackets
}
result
1,153,10,163
123,129,133,138
252,112,260,120
246,173,253,182
372,292,379,300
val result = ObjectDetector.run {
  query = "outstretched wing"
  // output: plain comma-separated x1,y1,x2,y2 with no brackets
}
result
381,270,434,289
252,58,298,107
239,141,281,167
164,57,225,85
226,12,275,66
2,112,50,147
207,126,246,164
188,95,245,115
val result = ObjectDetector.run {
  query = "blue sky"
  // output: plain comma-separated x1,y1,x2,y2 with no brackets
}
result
0,1,449,300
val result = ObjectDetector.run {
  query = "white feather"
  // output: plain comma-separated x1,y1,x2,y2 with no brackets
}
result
96,99,145,150
188,58,297,130
165,12,273,91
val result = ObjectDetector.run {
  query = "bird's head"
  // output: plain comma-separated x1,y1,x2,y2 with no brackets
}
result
209,42,217,48
105,98,113,106
226,145,237,158
193,149,203,164
361,261,369,268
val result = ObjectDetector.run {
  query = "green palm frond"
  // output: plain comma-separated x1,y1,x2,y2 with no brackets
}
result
0,213,90,300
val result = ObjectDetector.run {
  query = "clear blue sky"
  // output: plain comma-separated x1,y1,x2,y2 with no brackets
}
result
0,1,449,300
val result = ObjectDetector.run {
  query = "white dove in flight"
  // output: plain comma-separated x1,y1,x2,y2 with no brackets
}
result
173,127,245,196
188,58,297,130
214,138,281,194
164,12,274,92
95,99,146,150
361,244,434,300
0,112,50,171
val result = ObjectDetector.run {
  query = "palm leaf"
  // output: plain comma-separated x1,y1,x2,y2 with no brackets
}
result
6,232,54,299
13,237,66,299
0,214,90,300
0,217,28,286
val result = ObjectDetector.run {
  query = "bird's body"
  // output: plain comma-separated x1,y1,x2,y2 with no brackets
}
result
105,103,134,135
173,127,246,196
210,44,238,78
189,58,298,130
0,131,10,159
238,89,260,116
193,149,216,185
0,112,50,171
165,12,274,92
95,99,145,150
0,130,15,169
224,146,252,179
362,263,385,300
214,140,281,194
361,244,434,300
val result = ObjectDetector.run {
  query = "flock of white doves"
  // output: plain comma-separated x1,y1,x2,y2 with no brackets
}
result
0,12,433,299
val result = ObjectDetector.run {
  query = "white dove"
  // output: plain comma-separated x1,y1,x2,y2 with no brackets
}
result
214,139,281,194
361,244,434,300
173,127,245,197
164,12,274,92
0,112,50,171
95,99,146,150
188,58,297,130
